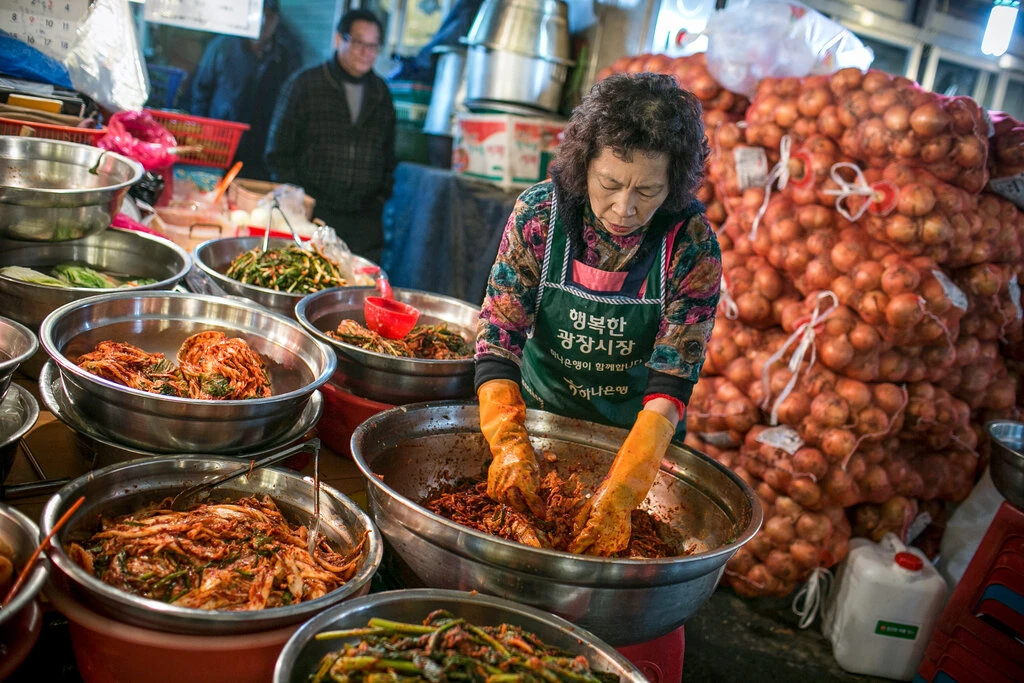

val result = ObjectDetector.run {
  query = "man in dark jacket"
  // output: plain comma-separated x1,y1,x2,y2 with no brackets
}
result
191,0,300,180
264,9,397,263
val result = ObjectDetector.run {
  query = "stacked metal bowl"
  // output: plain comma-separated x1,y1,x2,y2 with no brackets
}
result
350,402,763,647
0,315,39,481
0,137,144,242
191,237,380,319
296,286,478,404
38,291,335,455
0,229,192,377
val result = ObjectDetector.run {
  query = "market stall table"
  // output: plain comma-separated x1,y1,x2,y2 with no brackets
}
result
2,375,889,683
381,162,519,305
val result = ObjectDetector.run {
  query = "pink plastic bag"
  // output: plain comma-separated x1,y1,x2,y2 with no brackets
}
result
97,111,177,171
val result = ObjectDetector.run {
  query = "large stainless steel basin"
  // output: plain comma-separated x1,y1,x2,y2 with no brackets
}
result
350,402,762,646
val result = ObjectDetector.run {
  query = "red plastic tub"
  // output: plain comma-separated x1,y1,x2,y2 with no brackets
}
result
317,379,395,458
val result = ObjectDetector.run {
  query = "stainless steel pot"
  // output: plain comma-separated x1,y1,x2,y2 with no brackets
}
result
295,286,477,404
423,47,468,137
0,137,144,241
39,291,336,453
0,501,50,629
39,360,323,468
0,316,37,402
0,230,192,378
0,383,39,488
350,402,763,646
274,589,647,683
191,237,381,320
466,0,572,63
41,455,383,635
464,45,569,113
987,420,1024,508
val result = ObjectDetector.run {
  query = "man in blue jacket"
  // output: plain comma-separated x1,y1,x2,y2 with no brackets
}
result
191,0,300,180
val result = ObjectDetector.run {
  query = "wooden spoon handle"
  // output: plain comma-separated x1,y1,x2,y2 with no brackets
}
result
2,496,85,608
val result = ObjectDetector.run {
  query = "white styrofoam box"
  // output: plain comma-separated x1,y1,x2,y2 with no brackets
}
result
452,113,566,191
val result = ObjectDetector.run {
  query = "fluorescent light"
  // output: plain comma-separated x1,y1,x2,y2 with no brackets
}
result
982,1,1019,57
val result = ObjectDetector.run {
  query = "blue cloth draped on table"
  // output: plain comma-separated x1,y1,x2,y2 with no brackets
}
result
381,162,519,305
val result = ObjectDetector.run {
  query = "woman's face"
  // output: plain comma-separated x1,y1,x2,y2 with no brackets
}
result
586,147,670,237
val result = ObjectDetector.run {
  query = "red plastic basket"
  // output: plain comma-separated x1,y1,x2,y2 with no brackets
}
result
145,109,249,169
0,117,105,145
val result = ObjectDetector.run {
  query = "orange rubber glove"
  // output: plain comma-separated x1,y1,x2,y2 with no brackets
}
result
478,379,546,517
569,409,675,556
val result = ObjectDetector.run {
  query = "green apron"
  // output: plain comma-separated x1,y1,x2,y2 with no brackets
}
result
521,193,695,430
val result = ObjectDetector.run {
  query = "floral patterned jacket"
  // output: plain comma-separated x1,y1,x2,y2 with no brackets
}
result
475,181,722,402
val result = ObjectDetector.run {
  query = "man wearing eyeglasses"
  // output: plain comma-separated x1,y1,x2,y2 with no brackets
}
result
266,9,396,263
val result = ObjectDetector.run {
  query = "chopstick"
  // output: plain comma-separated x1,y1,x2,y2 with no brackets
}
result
2,496,85,608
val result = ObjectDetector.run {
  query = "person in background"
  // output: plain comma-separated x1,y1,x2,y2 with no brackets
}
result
475,73,720,556
190,0,300,181
264,9,396,263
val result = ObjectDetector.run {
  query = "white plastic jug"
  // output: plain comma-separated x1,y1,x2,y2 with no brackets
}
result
823,534,948,681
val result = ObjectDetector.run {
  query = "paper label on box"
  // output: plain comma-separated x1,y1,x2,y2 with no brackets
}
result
989,173,1024,209
931,269,968,311
755,425,803,455
734,146,769,190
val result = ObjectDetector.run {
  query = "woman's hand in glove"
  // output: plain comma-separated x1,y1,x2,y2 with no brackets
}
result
569,409,676,556
478,379,546,517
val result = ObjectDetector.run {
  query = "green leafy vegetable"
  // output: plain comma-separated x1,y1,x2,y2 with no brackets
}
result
0,266,66,287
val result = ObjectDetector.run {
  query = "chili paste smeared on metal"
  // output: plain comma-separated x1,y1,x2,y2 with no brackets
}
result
66,495,368,610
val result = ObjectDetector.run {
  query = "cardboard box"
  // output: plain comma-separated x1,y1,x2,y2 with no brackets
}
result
452,113,566,191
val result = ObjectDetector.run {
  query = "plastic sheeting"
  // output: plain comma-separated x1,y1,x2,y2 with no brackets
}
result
382,162,519,306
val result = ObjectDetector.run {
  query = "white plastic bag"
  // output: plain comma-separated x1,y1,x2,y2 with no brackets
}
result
63,0,149,112
938,467,1005,587
250,185,318,238
705,1,874,98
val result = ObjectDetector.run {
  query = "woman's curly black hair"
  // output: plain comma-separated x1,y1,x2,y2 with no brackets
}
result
550,72,709,217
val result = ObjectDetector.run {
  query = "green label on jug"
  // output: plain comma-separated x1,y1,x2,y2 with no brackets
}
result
875,620,919,640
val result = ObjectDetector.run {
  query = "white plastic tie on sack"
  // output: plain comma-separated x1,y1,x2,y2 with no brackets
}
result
720,274,739,320
760,290,838,425
1008,274,1023,321
821,162,878,222
750,135,792,240
929,269,968,311
793,566,834,629
755,425,804,455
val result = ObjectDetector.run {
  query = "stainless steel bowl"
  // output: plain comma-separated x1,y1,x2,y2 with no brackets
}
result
39,360,323,465
295,287,478,404
0,136,144,241
0,501,49,628
465,0,573,63
274,588,646,683
350,402,762,646
987,420,1024,508
40,455,383,635
0,383,40,484
464,44,570,113
191,237,381,319
0,230,191,378
0,316,37,401
39,291,337,453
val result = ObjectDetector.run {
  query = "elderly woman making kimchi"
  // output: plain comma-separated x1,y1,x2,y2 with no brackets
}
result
474,72,722,557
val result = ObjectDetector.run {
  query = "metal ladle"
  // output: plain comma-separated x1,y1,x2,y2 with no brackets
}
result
170,438,320,512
